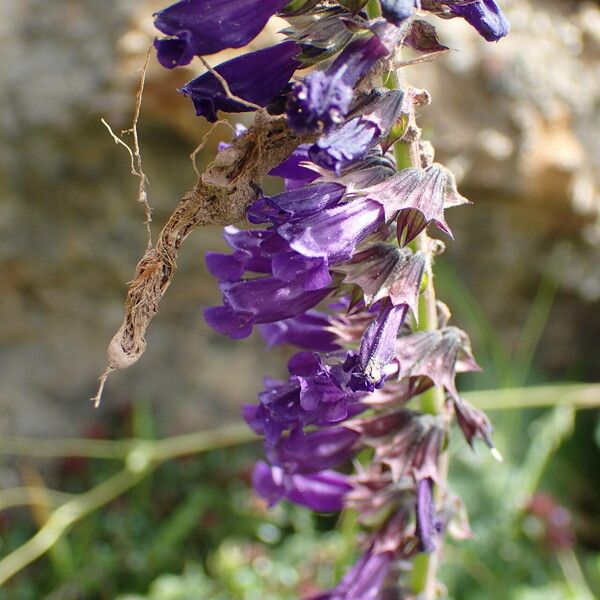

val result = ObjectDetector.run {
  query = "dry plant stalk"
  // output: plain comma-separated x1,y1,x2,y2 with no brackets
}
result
93,109,315,406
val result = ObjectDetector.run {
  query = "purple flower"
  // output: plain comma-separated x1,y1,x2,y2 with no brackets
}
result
353,410,444,483
253,461,352,512
308,89,405,175
394,326,480,400
268,144,320,187
205,274,333,338
182,41,301,121
416,477,441,553
247,182,346,225
154,0,288,68
448,0,509,42
345,299,408,392
286,33,390,133
363,163,468,245
245,357,364,443
381,0,415,26
258,311,340,352
266,426,360,474
338,243,426,315
205,227,272,281
278,198,385,265
288,351,350,412
312,549,394,600
453,397,499,455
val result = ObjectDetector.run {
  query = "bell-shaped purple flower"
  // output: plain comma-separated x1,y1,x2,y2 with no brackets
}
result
344,299,408,392
363,163,468,245
258,311,340,352
286,33,390,133
278,198,385,265
266,426,360,474
182,41,301,121
353,410,444,483
453,396,499,457
338,243,426,316
154,0,289,68
253,461,352,512
394,326,480,400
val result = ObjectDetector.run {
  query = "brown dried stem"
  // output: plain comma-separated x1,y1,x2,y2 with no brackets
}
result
93,110,315,406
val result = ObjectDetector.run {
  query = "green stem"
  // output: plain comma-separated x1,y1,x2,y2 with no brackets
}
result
368,0,446,593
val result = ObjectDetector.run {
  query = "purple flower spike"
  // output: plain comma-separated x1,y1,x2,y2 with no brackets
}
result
279,198,385,265
448,0,509,42
312,549,394,600
394,326,480,400
154,0,288,68
266,426,360,474
286,33,390,133
253,461,352,512
416,477,439,553
345,299,408,392
182,41,301,122
258,311,340,352
363,163,469,245
339,243,426,316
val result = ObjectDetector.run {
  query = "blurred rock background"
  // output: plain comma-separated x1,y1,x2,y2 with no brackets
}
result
1,0,599,439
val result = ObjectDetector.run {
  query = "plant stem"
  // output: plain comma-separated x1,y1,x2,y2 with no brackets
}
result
0,422,256,586
368,0,447,594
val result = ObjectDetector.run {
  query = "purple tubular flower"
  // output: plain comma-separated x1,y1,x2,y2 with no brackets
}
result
182,41,301,122
221,275,333,322
258,311,341,352
269,145,317,181
203,302,253,339
245,359,364,443
205,227,272,281
312,549,394,600
416,477,439,553
247,182,346,225
266,426,360,474
288,352,349,412
286,33,390,133
308,118,380,175
253,461,352,512
449,0,509,42
154,0,288,68
278,199,385,265
381,0,415,26
308,89,404,175
345,299,408,392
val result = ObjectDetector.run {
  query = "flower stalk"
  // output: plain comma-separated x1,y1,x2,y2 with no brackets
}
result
94,0,512,597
